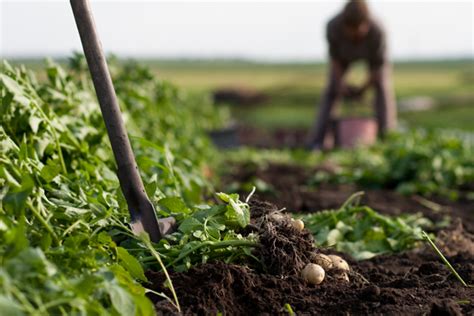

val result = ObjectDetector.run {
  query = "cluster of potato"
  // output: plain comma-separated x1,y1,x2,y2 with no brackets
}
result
289,217,350,285
302,254,351,285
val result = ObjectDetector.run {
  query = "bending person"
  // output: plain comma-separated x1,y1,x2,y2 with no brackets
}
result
309,0,397,149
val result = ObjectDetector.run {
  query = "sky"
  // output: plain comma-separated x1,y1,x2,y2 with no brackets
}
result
1,0,473,61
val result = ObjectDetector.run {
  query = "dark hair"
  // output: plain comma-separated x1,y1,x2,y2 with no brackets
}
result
342,0,370,27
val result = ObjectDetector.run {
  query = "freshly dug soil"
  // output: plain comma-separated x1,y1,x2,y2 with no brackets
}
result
146,162,473,315
146,203,474,315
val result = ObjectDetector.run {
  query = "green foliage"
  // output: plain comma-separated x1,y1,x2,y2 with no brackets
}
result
0,58,251,314
312,130,474,199
299,193,433,260
136,192,257,272
69,54,217,203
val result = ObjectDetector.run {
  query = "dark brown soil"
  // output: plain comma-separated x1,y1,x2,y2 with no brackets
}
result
222,162,474,233
146,162,474,315
146,208,474,315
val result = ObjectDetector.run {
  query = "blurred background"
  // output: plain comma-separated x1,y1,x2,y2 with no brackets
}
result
2,0,473,138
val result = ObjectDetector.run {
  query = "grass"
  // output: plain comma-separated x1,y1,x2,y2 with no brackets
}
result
9,58,474,131
146,59,474,132
399,104,474,131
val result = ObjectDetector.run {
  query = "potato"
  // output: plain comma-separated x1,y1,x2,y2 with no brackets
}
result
333,271,350,282
291,218,305,231
301,263,325,285
311,253,333,271
328,255,350,271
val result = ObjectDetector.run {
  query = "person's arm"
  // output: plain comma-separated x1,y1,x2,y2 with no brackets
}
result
331,58,346,86
329,58,358,99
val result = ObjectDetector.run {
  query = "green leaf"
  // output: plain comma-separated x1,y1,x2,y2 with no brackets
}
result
158,197,190,215
117,247,147,282
178,217,202,234
0,296,25,316
132,293,155,316
216,192,239,204
216,192,230,203
3,175,34,213
29,116,42,134
0,74,24,96
6,248,56,277
105,283,136,316
326,229,342,246
228,198,250,228
40,160,61,183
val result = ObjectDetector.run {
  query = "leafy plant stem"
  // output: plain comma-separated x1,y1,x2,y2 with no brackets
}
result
38,298,76,314
167,240,257,267
141,235,181,313
144,288,180,310
30,101,67,174
10,286,37,315
341,191,364,209
140,240,257,264
27,201,60,246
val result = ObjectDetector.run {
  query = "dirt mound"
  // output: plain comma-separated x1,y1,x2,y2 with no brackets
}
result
145,162,474,314
248,200,316,275
146,201,474,315
147,256,473,315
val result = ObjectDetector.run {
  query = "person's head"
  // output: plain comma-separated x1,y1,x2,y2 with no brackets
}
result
342,0,371,42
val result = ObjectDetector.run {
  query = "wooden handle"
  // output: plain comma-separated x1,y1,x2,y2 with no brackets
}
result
70,0,161,241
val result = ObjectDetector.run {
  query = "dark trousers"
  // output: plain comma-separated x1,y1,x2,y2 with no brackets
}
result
310,63,397,146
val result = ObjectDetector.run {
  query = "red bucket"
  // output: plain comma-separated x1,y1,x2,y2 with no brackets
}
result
335,117,377,148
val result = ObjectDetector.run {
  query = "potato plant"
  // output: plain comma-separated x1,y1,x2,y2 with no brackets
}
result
312,130,474,199
0,59,253,314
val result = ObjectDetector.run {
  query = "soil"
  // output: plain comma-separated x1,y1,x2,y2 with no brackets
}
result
146,160,474,315
222,163,474,234
146,196,473,315
147,249,474,314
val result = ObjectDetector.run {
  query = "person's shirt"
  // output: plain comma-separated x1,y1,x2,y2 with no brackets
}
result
327,13,387,70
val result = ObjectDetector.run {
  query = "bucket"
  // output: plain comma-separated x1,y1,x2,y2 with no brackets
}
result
335,117,377,148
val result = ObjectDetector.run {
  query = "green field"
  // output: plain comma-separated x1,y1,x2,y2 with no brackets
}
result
9,58,474,131
146,59,474,131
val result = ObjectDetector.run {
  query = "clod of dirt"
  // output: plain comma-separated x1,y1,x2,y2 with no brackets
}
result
249,200,316,276
434,221,474,257
430,299,463,316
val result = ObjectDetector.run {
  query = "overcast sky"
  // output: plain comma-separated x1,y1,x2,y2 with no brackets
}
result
1,0,473,61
